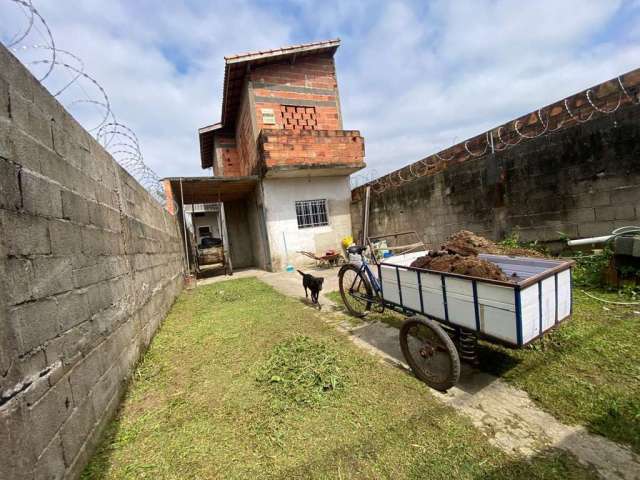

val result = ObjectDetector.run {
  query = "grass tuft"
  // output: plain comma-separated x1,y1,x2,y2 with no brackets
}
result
256,335,349,409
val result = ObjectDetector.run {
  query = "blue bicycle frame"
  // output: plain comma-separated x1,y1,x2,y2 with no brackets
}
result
350,252,382,296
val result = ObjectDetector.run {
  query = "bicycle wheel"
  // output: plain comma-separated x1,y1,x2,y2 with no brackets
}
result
338,264,373,318
400,316,460,391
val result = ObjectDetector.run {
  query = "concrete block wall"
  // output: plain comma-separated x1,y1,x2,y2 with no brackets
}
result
0,45,184,479
351,101,640,249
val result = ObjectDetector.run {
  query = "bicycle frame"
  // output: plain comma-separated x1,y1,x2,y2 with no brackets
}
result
349,253,382,296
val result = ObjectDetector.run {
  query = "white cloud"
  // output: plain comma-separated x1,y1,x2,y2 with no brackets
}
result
1,0,638,184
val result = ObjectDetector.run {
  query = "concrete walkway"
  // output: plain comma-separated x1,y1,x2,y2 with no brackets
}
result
252,267,640,480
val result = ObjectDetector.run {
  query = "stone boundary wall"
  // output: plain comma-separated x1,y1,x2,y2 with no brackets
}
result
352,68,640,202
0,45,184,479
351,100,640,249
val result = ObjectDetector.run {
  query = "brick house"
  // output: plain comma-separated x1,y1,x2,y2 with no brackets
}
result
163,39,365,272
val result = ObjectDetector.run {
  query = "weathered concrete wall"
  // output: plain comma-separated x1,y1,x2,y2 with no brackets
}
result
351,101,640,249
263,176,352,270
0,46,184,479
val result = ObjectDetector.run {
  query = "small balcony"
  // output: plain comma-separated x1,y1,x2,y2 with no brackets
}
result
259,129,365,178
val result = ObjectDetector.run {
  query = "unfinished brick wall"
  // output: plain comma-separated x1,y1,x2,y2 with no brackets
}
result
351,97,640,249
213,134,240,176
213,52,360,178
259,129,364,172
235,87,259,176
0,45,184,479
251,54,341,132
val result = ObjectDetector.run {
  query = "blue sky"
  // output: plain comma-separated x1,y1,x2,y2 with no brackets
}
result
2,0,640,185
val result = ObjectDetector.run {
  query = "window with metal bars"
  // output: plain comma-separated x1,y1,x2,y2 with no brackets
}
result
295,199,329,229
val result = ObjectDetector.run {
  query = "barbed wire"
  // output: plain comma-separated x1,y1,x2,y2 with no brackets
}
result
355,72,639,198
1,0,172,210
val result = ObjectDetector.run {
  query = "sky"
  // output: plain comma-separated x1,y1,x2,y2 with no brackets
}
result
2,0,640,187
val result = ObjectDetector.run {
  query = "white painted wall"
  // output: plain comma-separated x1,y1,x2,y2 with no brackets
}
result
262,176,352,270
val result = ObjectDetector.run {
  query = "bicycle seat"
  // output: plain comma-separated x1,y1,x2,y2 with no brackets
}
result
347,245,366,255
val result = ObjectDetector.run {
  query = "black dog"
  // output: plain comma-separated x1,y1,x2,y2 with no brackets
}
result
297,270,324,306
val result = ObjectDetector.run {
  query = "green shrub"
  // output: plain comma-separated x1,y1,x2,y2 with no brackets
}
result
571,248,612,288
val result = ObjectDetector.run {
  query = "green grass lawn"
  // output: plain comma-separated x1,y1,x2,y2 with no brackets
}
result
83,278,595,479
327,287,640,453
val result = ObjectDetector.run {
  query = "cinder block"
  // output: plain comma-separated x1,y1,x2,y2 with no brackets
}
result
61,397,96,467
0,345,46,396
5,257,34,306
33,433,65,480
0,402,37,480
81,226,109,256
88,201,120,232
56,291,90,333
0,210,51,256
73,256,129,289
40,150,85,196
28,376,74,456
68,349,105,405
9,87,53,149
51,126,91,174
61,190,90,224
31,256,73,299
565,207,595,224
9,298,59,354
573,191,611,208
595,205,636,221
86,282,114,314
21,171,63,218
0,118,43,172
611,186,640,205
44,323,91,368
578,221,615,238
0,157,21,211
90,365,121,416
49,219,82,256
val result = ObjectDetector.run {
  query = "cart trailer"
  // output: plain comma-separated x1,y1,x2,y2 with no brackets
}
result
379,252,574,347
338,247,574,391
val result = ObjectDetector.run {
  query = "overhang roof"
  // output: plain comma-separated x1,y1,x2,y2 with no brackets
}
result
198,123,223,170
163,176,258,203
199,38,341,169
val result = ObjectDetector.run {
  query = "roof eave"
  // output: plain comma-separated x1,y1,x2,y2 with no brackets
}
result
224,38,340,64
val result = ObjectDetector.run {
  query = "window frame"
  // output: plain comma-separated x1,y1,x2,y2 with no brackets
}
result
295,199,329,229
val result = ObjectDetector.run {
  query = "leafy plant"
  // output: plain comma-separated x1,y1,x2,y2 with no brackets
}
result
571,248,612,288
498,231,549,255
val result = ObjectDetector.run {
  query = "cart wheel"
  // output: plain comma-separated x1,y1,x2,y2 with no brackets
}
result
400,316,460,391
338,264,373,318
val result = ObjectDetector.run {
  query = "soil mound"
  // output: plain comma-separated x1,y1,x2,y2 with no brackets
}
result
410,251,509,281
409,230,545,281
441,230,545,258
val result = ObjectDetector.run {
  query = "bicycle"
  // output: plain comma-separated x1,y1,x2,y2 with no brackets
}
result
337,245,384,317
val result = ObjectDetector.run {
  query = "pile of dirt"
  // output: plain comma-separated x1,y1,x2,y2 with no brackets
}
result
441,230,545,258
441,230,494,256
409,230,545,281
411,251,509,281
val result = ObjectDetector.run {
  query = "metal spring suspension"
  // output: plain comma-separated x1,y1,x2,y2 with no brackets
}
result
458,329,479,366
